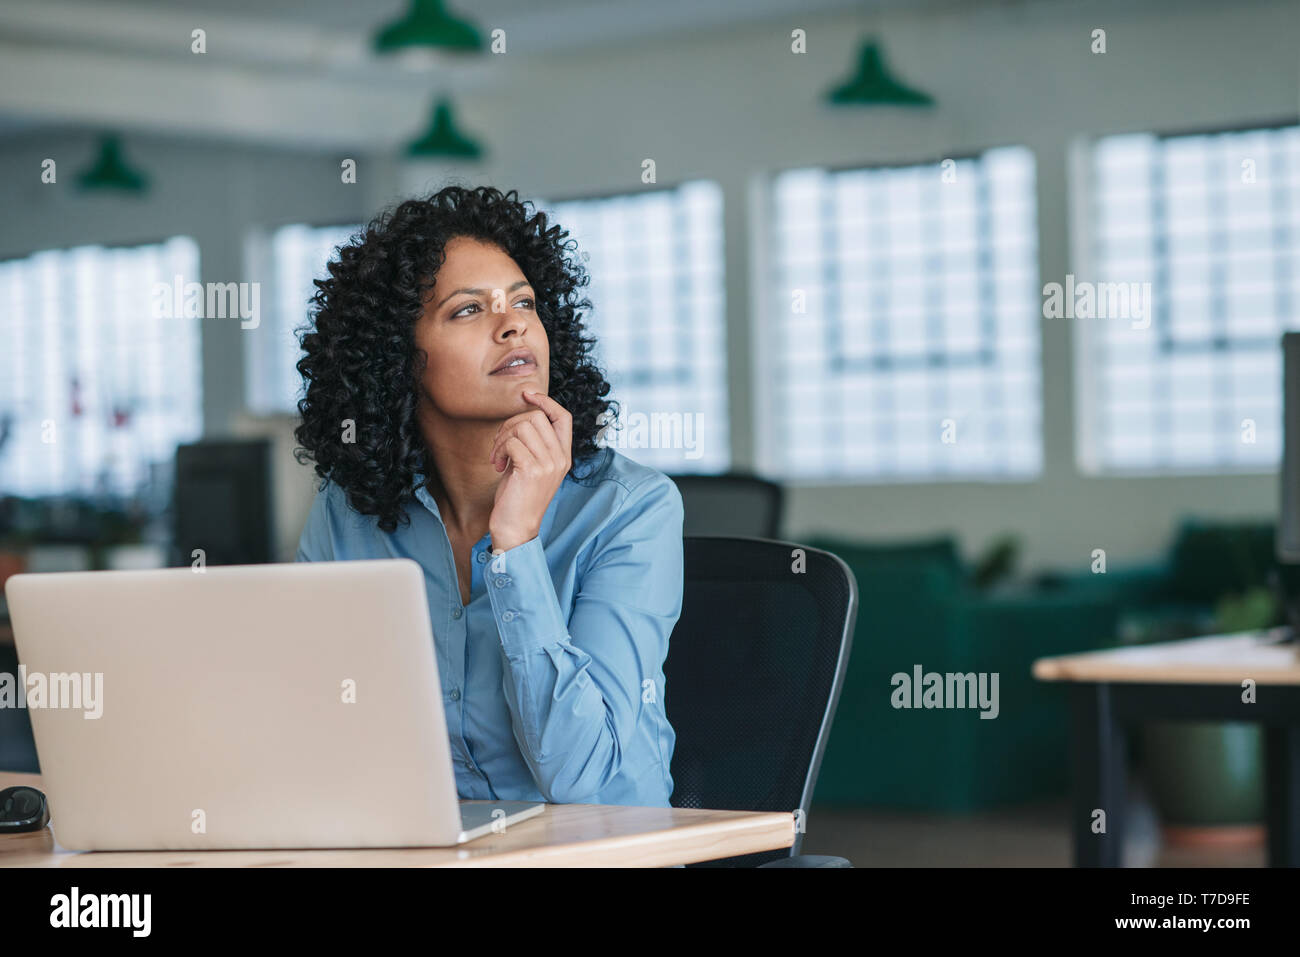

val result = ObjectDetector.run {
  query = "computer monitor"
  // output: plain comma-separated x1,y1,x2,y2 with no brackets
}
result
171,439,274,567
1273,332,1300,635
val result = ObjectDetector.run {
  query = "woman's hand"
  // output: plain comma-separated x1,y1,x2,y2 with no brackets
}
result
488,391,573,552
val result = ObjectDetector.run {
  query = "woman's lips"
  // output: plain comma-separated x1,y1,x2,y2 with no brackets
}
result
490,361,537,377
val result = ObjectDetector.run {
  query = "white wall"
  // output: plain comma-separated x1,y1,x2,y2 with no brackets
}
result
1,0,1297,570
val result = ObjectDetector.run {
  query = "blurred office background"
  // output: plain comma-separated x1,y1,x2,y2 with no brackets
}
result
1,0,1298,864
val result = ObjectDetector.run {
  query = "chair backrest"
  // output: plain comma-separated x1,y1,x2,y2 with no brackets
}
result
666,473,784,538
664,536,858,866
172,439,274,566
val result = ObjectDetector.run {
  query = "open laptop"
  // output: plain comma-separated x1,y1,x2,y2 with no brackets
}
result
3,558,544,851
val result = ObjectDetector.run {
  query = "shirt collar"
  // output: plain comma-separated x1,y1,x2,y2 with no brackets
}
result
411,471,441,521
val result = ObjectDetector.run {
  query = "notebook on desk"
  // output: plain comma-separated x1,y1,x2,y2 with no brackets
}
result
3,558,543,850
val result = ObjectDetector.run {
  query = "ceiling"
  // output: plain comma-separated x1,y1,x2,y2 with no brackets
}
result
0,0,913,148
0,0,1232,150
68,0,908,42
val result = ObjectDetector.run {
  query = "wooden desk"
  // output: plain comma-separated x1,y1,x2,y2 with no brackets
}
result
0,772,795,868
1033,629,1300,867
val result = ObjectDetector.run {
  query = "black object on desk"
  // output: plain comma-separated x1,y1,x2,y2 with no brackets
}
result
0,785,49,833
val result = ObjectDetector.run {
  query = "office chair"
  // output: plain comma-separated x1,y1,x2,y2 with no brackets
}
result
171,439,274,566
665,536,858,867
666,473,784,538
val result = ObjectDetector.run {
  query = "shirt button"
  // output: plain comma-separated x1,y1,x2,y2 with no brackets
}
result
501,611,515,622
494,576,512,587
450,689,461,701
452,608,463,619
476,552,487,564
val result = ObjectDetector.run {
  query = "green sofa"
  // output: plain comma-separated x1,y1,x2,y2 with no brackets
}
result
805,519,1283,812
805,535,1120,811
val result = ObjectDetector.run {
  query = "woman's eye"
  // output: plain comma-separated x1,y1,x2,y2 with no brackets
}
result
452,297,533,318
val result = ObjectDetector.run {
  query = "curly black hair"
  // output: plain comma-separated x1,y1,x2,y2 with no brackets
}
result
292,184,619,533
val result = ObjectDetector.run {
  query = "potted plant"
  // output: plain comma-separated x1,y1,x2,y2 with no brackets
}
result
1136,586,1273,853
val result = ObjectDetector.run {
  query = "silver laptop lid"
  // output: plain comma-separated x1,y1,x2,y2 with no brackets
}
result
5,558,464,850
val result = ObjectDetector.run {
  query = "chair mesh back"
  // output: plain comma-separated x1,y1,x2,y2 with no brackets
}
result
665,537,857,867
667,475,784,538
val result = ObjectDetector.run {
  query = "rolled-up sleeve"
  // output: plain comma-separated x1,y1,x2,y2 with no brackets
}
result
485,475,684,804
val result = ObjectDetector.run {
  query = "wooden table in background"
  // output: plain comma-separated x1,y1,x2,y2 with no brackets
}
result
0,772,794,868
1033,629,1300,868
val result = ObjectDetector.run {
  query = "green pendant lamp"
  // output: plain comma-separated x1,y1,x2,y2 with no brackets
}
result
826,38,934,106
407,98,483,159
76,134,149,193
374,0,483,53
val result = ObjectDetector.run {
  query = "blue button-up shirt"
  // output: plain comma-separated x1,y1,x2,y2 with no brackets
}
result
294,446,683,808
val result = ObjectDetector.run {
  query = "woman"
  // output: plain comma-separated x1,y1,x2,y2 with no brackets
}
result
292,184,684,808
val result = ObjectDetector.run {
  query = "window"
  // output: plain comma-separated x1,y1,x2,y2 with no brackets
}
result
1082,123,1300,472
534,181,728,473
766,147,1041,481
244,222,361,414
0,237,202,499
